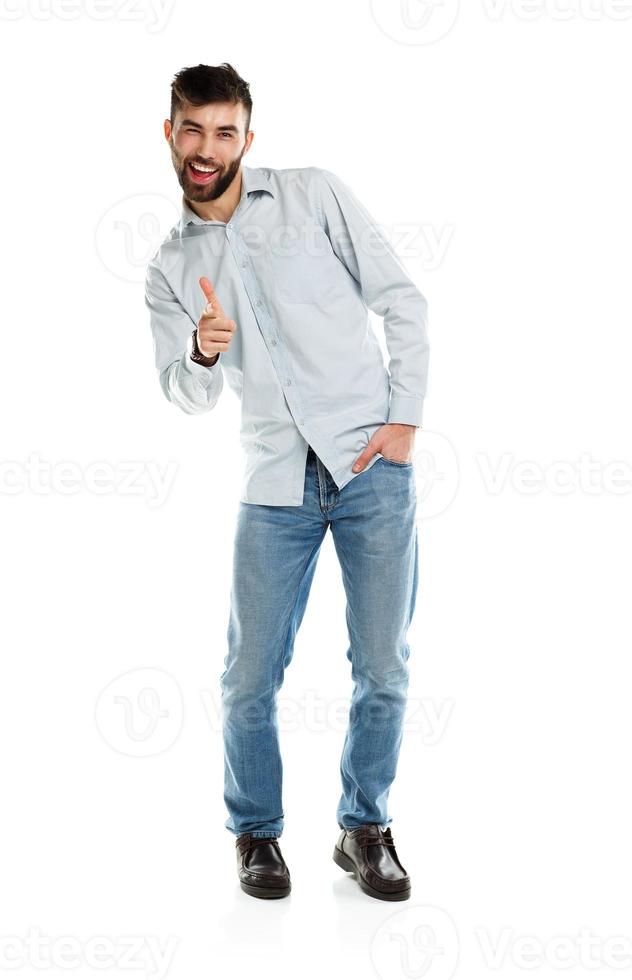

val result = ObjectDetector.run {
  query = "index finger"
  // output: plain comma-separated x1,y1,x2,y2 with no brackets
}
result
199,275,225,317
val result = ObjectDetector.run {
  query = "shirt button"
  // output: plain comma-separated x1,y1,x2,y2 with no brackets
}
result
270,339,277,346
241,261,247,268
285,378,292,386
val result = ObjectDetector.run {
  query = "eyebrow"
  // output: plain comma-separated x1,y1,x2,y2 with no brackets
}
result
179,119,239,132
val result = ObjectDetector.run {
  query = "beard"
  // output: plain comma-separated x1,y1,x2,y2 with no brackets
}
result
175,142,247,203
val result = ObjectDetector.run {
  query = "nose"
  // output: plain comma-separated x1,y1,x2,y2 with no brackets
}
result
198,134,218,163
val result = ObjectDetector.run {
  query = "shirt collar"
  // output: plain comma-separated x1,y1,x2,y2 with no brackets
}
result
179,166,274,229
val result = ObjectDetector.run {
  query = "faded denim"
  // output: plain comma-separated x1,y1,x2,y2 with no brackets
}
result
220,445,419,838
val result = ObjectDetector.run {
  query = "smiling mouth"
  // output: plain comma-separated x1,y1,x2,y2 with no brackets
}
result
188,162,220,184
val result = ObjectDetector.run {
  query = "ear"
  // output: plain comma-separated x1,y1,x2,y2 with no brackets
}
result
163,118,172,143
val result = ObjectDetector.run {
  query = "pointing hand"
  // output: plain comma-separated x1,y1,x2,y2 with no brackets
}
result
196,276,237,361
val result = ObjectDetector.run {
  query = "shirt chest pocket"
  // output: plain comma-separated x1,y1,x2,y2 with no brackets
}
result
266,228,349,305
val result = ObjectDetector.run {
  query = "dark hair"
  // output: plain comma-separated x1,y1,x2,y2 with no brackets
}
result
170,62,252,136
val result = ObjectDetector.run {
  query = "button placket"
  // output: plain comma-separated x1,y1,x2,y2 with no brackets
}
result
230,224,310,440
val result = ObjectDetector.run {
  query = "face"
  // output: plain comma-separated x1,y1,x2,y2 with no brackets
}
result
164,101,253,203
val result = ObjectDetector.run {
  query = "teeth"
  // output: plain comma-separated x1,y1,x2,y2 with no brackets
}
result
190,163,218,174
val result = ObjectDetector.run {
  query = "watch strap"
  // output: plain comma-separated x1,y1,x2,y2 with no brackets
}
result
190,329,219,367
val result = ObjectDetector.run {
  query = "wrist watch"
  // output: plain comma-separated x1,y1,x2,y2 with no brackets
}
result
190,329,219,367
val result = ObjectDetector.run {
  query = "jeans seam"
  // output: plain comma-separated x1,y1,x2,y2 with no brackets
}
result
273,536,323,693
267,534,324,808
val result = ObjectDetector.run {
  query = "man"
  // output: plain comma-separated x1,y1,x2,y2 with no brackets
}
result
145,63,430,902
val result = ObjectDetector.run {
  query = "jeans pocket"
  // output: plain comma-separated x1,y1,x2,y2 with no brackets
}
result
377,453,413,467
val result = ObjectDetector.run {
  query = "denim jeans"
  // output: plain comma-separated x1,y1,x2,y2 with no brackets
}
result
220,445,419,839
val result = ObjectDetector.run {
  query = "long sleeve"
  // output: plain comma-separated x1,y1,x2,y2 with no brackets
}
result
315,168,429,427
145,259,223,415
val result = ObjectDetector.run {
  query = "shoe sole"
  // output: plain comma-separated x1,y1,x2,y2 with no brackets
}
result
333,846,411,901
239,879,291,899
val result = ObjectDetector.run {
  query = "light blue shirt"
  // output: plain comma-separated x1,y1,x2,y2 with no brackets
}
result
145,165,429,505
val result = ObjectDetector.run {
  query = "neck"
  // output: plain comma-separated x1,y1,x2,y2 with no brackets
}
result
186,169,243,224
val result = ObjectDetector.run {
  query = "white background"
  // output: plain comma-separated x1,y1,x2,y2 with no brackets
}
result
1,1,631,978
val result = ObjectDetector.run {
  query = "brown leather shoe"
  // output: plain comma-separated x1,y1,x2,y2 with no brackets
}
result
235,833,291,899
333,824,411,901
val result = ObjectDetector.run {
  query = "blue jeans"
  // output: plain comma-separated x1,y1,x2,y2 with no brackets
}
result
220,445,419,838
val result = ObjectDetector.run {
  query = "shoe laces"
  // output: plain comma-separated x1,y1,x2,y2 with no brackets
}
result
236,833,279,855
356,826,396,848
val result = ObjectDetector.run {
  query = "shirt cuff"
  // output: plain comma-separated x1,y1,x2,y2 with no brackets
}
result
387,394,424,427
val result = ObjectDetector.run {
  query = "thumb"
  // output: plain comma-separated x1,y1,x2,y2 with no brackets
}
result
199,275,225,318
352,443,378,473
